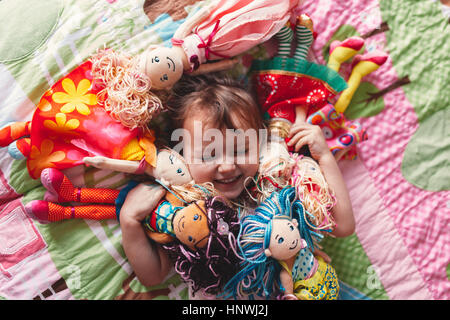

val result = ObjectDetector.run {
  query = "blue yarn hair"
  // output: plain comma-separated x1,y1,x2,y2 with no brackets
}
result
221,186,324,299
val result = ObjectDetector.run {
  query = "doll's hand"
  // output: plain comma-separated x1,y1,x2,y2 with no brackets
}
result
119,183,166,224
287,123,331,162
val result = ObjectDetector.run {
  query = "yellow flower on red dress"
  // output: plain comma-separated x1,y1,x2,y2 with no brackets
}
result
28,139,65,178
37,98,52,112
52,78,97,115
43,113,80,133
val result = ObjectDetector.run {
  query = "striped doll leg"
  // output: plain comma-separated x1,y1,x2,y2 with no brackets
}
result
26,200,117,222
293,14,314,61
41,168,120,203
274,22,293,57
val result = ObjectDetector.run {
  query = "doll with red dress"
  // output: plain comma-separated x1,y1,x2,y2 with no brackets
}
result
252,14,388,160
0,0,302,180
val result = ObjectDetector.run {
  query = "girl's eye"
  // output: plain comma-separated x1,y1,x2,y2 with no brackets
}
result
278,237,284,244
193,214,199,221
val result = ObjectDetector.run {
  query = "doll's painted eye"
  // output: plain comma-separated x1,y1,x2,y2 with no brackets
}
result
162,74,168,81
188,236,193,242
154,56,160,63
278,237,284,244
177,168,182,174
193,214,199,221
289,225,294,231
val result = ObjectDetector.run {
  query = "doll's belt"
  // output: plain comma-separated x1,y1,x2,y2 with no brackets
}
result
195,20,230,60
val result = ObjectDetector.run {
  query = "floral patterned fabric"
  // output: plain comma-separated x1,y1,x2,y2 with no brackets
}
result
27,61,146,179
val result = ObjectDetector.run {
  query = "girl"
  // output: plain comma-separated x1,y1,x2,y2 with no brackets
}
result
120,72,354,292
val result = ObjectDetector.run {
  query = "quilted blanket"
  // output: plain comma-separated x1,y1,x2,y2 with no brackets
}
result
0,0,448,300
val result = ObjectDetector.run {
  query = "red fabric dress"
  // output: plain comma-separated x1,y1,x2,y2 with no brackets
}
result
27,61,155,179
252,57,367,159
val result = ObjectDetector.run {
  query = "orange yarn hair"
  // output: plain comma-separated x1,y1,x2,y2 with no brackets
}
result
90,49,163,130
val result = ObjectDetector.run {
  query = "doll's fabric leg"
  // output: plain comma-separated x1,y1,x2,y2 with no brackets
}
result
293,14,314,61
41,168,120,203
334,50,388,113
274,22,293,57
0,121,31,147
327,37,365,72
25,200,117,222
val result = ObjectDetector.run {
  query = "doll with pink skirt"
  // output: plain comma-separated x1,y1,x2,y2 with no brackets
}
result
0,0,302,180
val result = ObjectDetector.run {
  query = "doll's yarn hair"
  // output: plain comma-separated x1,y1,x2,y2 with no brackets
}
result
290,154,336,232
222,187,324,300
163,196,241,297
90,49,163,130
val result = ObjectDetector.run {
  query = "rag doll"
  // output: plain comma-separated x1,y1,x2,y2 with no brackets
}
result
25,165,242,296
249,138,336,233
25,148,198,226
0,49,163,180
141,0,302,90
252,14,388,160
222,187,338,300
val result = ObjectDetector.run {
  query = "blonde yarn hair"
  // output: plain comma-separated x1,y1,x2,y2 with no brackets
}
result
90,49,163,130
291,154,336,231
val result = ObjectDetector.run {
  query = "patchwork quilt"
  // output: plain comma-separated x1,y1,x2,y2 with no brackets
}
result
0,0,448,300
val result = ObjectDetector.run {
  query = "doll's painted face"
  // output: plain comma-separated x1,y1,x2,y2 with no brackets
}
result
172,200,209,250
264,217,307,261
154,149,193,186
140,46,183,90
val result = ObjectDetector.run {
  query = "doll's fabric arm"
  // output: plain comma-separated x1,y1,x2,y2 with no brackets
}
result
190,58,239,75
83,156,151,175
279,268,297,300
174,3,214,39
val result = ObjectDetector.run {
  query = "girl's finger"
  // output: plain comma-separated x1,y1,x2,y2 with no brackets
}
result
288,123,314,138
294,136,310,153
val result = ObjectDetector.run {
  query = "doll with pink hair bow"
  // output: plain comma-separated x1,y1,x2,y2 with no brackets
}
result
139,0,302,90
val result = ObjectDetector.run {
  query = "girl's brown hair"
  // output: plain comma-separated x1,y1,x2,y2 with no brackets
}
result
166,73,264,132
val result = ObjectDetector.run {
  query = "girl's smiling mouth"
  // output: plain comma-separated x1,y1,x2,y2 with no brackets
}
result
214,174,243,185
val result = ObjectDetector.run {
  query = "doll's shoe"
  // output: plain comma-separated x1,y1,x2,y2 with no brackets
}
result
41,168,75,203
8,138,31,160
351,50,388,70
25,200,70,222
334,50,388,113
296,14,314,33
329,36,365,55
25,200,51,223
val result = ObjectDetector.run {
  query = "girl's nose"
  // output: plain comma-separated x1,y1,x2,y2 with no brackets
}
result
217,163,237,173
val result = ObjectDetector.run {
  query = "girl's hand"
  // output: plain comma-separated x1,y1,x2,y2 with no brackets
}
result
120,183,166,224
287,123,331,162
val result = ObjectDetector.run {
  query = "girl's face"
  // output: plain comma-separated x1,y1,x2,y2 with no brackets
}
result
181,111,260,200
